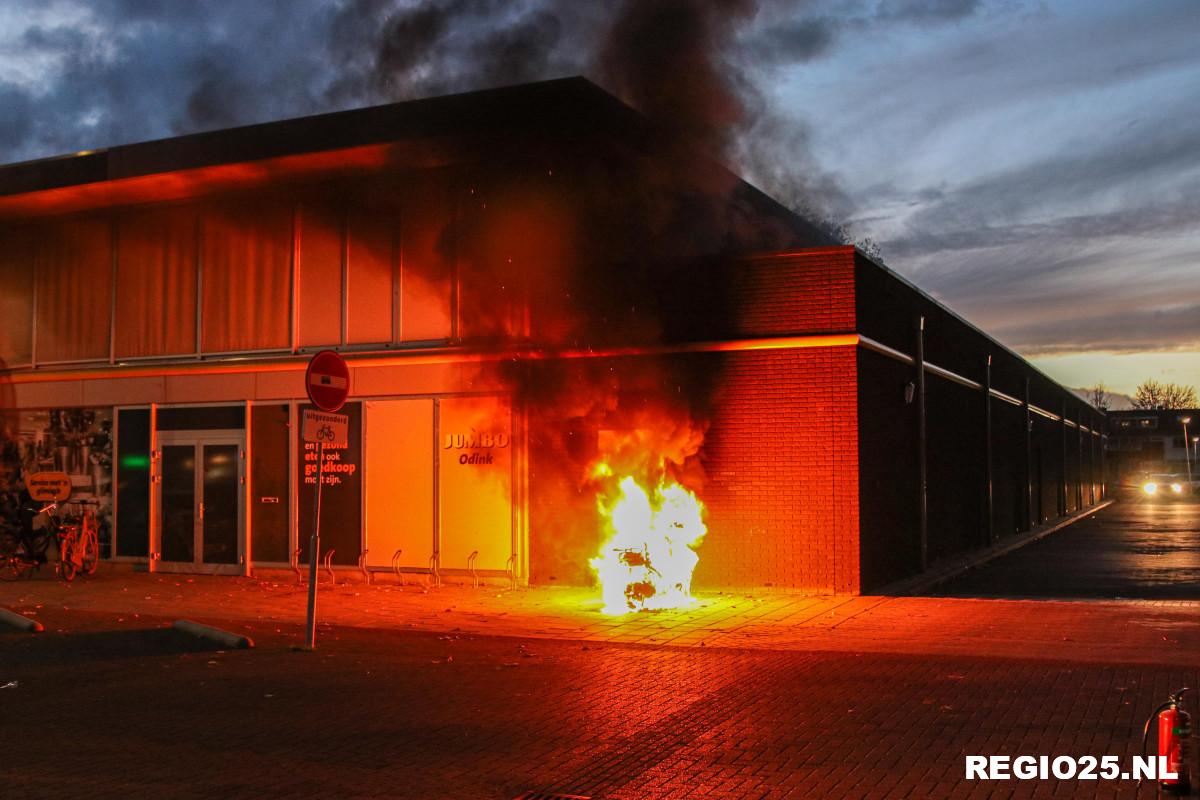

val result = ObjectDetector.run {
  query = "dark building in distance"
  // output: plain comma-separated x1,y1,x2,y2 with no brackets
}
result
1105,409,1198,487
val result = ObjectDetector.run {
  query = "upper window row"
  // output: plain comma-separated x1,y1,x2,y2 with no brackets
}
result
0,169,547,368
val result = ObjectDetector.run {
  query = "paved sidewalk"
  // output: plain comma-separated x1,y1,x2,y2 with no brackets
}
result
4,568,1199,665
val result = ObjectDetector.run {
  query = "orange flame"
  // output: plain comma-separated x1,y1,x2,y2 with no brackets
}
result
590,463,707,614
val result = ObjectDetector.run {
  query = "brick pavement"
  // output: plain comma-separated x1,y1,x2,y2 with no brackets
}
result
4,500,1200,798
2,606,1194,800
4,568,1199,666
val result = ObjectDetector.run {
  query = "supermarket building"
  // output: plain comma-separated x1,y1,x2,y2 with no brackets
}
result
0,78,1106,593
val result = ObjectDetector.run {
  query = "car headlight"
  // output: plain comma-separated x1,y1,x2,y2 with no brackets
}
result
1171,483,1184,494
1144,482,1158,495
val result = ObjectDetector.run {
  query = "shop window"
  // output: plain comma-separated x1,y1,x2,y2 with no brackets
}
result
2,408,113,556
156,405,245,431
35,216,113,363
116,409,151,557
200,196,291,353
438,396,513,572
114,204,199,358
364,399,434,569
400,171,454,341
0,223,34,367
296,196,343,348
296,402,362,566
251,404,291,563
347,190,397,345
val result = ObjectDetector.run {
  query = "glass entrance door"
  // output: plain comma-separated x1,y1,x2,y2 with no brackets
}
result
156,434,244,573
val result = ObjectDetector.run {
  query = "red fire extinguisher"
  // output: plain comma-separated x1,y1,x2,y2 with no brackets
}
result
1141,687,1191,796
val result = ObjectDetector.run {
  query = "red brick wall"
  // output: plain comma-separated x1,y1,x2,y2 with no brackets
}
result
733,247,857,336
695,346,861,593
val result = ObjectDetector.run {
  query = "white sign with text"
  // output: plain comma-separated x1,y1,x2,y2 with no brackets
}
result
301,409,349,448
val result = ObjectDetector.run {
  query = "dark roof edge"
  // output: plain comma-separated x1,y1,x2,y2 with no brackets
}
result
0,77,641,198
853,247,1106,415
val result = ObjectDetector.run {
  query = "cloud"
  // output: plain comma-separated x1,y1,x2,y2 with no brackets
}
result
0,0,1195,370
996,304,1200,357
0,83,34,151
862,91,1200,356
874,0,982,24
755,16,838,64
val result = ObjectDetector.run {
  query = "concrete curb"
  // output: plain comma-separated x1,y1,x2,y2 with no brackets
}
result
0,607,44,633
879,499,1116,596
172,619,255,649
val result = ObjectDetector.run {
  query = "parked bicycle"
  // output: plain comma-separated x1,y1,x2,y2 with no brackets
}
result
56,500,101,582
0,500,99,582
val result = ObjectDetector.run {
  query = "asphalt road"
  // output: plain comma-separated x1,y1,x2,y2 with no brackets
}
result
936,497,1200,600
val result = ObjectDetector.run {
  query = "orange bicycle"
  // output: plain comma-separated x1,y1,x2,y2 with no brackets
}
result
55,501,100,582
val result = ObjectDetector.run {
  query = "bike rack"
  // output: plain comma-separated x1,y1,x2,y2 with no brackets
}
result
323,549,336,586
391,549,405,585
505,553,518,591
358,550,370,584
292,547,303,582
428,550,441,588
467,550,479,589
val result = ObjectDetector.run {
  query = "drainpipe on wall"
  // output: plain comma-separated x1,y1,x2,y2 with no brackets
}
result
1101,433,1107,499
1090,419,1097,504
1061,397,1069,517
1023,378,1033,531
1080,410,1089,510
984,355,994,545
916,316,928,571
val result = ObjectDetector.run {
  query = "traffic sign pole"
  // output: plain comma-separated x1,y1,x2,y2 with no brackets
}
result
304,441,324,650
301,350,349,651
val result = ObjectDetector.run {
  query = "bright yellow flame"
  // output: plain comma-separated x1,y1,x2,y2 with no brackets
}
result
1143,482,1158,495
590,475,706,615
1171,483,1183,494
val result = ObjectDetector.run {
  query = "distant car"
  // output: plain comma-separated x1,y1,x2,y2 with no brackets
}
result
1140,473,1197,499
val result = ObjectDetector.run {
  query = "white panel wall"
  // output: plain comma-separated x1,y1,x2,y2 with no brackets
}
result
364,399,435,569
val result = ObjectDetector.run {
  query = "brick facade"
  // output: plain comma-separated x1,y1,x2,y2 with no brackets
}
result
734,247,856,336
698,347,860,592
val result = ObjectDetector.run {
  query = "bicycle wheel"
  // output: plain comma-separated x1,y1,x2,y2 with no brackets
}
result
0,534,29,580
0,536,16,580
81,524,99,576
59,532,77,582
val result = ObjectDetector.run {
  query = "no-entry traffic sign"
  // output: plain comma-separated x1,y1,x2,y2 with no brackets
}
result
305,350,349,412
